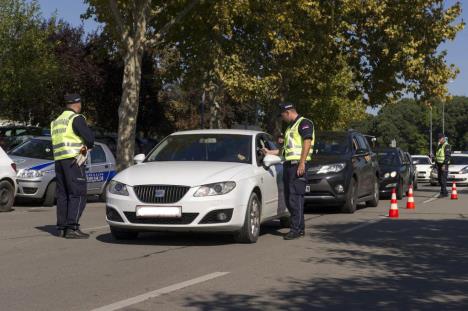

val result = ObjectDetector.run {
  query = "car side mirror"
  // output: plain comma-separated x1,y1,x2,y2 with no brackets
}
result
263,154,282,167
133,153,145,164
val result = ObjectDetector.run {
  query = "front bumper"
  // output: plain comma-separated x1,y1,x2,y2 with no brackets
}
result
379,178,399,195
15,178,48,199
106,186,246,232
447,173,468,186
304,173,348,205
417,171,431,182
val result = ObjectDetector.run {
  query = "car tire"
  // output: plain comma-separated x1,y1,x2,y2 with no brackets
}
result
0,180,15,212
396,181,404,200
341,178,357,214
99,183,107,202
280,216,291,228
413,177,418,191
110,226,139,240
234,192,261,243
366,178,379,207
43,181,56,207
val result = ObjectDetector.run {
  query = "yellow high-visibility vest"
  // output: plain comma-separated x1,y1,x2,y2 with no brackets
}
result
51,110,84,161
435,142,448,164
283,116,314,161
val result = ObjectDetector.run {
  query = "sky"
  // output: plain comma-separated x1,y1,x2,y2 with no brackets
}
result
37,0,467,96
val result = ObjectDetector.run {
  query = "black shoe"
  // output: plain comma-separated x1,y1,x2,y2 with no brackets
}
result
64,229,89,239
284,231,302,240
300,230,305,236
57,229,66,237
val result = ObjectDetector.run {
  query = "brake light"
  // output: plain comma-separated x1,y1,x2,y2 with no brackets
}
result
11,162,17,172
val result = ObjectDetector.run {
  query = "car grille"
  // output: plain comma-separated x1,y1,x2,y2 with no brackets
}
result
133,185,190,204
124,212,198,225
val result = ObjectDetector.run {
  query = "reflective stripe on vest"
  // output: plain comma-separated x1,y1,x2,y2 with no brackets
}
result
283,117,314,161
51,110,85,161
435,142,447,164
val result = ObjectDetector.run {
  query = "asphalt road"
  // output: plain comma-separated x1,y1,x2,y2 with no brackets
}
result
1,184,467,311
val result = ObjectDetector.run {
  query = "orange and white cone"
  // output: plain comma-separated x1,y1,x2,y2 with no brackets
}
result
389,188,399,218
406,184,415,209
451,182,458,200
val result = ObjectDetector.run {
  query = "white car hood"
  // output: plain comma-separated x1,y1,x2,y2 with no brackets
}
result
114,161,251,187
449,164,468,172
415,164,432,172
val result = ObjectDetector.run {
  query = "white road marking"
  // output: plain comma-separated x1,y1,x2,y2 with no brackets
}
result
341,217,385,234
423,194,439,204
90,272,230,311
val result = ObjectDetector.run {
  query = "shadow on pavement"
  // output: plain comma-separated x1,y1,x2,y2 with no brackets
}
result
35,225,59,236
183,218,468,310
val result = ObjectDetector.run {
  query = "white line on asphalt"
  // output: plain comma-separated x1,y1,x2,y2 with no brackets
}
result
423,194,439,204
90,272,230,311
341,217,385,234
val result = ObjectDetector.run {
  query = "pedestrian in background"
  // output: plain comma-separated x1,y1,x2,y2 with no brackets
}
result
263,103,314,240
51,94,94,238
435,133,451,198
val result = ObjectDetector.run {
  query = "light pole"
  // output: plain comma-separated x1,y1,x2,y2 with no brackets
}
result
429,104,433,157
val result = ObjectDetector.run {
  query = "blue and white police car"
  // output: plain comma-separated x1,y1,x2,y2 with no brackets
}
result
8,137,116,206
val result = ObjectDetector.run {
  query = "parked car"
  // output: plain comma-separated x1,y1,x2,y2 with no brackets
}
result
411,155,432,183
8,137,116,206
376,148,412,199
0,146,17,212
106,129,290,243
304,130,379,213
430,152,468,186
0,126,44,151
404,152,418,190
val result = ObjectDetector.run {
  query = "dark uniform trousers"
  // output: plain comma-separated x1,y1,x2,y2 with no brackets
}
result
283,161,309,234
55,158,87,230
436,163,448,196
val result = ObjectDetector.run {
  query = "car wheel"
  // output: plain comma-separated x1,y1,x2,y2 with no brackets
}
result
413,177,418,190
99,183,107,202
110,226,139,240
234,192,261,243
396,181,403,200
0,180,15,212
43,181,56,207
366,178,379,207
280,216,291,228
341,178,357,214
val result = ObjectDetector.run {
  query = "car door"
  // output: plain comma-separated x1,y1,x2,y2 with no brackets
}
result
254,134,283,219
351,135,368,198
355,134,374,195
86,145,110,195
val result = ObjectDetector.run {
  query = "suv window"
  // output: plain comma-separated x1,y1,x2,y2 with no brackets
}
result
91,145,107,164
355,135,369,151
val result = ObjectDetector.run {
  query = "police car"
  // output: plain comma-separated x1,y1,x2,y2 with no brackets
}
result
0,146,17,212
8,137,116,206
430,152,468,186
106,129,290,243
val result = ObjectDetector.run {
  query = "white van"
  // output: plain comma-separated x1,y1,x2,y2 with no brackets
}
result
0,146,17,212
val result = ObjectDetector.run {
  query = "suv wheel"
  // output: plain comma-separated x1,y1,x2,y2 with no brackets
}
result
366,178,379,207
396,181,404,200
341,178,357,214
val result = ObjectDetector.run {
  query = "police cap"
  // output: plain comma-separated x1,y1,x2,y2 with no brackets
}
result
279,102,295,113
64,93,81,105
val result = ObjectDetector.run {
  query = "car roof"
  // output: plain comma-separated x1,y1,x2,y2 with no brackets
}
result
412,155,430,158
171,129,264,136
451,153,468,157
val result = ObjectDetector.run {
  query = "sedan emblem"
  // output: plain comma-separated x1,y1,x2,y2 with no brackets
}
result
155,189,166,198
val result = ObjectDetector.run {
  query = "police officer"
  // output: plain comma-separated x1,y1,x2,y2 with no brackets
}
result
51,94,94,238
263,103,314,240
435,133,451,198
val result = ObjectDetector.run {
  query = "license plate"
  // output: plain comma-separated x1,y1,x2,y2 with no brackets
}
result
136,206,182,218
306,185,311,193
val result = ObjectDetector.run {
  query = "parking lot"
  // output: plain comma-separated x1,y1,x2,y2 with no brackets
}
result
1,184,467,311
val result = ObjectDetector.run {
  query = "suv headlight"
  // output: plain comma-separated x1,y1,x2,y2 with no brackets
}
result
461,166,468,174
194,181,236,197
108,180,129,196
316,163,346,174
384,171,397,178
17,169,43,178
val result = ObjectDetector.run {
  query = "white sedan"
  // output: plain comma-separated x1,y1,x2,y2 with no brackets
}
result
430,153,468,186
106,129,289,243
411,155,433,183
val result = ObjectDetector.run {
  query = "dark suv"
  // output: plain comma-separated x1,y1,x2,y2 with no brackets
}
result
305,130,380,213
376,148,412,199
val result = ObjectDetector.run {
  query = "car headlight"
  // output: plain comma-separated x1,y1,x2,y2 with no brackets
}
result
108,180,129,196
17,169,43,178
461,166,468,174
194,181,236,197
384,171,397,178
316,163,346,174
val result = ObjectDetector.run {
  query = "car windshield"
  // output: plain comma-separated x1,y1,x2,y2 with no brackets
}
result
313,135,349,155
451,156,468,165
146,134,252,164
377,151,400,166
412,157,431,164
9,139,53,160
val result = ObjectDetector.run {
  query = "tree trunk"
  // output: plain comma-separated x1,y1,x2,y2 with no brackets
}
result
116,42,143,171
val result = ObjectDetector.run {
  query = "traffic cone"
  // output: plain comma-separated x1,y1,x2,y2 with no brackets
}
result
389,188,399,218
406,184,415,209
451,182,458,200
